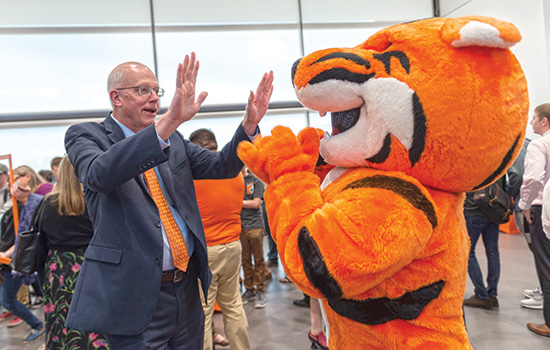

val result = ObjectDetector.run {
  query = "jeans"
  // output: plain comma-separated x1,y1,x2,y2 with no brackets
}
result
465,214,500,299
0,269,42,330
261,201,278,263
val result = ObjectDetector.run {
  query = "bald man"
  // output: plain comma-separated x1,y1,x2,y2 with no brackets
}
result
64,54,273,349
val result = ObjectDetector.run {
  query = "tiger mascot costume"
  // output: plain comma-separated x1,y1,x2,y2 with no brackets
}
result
238,16,528,349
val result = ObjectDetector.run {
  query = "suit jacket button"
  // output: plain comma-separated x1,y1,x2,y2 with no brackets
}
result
156,258,161,264
138,165,143,171
155,221,161,228
151,158,156,164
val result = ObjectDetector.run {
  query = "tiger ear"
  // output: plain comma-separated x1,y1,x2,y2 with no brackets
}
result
441,16,521,49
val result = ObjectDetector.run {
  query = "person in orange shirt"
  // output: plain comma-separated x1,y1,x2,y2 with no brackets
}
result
190,128,250,350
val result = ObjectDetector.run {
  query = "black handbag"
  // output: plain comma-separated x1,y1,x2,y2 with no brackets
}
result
9,199,46,275
472,181,513,225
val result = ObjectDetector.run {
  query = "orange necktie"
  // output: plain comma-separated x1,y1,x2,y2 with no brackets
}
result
143,168,189,272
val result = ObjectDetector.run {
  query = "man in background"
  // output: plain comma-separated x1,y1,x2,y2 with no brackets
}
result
240,167,267,309
191,128,250,350
518,103,550,337
50,156,62,183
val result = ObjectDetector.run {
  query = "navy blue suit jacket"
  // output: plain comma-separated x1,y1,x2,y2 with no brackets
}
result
64,115,248,335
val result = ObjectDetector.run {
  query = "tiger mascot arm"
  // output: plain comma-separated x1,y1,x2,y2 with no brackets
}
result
238,125,436,300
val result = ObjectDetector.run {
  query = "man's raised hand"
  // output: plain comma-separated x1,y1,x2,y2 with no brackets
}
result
157,52,208,140
242,71,274,136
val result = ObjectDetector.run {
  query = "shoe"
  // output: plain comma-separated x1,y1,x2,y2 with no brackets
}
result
241,289,256,304
527,323,550,337
266,260,278,268
279,276,292,283
524,286,542,299
213,332,230,346
7,317,24,327
293,296,310,308
463,295,493,310
31,296,44,309
308,330,328,350
490,296,499,308
0,311,14,321
254,291,267,309
521,294,544,309
24,326,45,343
264,268,272,281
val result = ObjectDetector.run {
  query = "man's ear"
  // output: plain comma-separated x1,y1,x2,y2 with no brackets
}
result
110,90,123,107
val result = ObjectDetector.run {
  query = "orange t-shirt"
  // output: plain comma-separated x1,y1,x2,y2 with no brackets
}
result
194,173,245,246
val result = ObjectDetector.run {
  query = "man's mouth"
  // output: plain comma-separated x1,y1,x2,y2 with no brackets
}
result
144,108,158,115
331,107,361,135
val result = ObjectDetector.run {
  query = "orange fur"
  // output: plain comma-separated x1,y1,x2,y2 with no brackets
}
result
238,16,528,349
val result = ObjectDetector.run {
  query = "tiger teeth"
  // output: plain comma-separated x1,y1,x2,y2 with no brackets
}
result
324,131,331,139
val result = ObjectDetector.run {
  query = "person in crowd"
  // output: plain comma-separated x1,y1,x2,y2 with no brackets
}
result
190,128,250,350
38,170,53,183
63,53,273,349
0,165,46,342
35,156,110,349
462,175,507,309
0,163,12,217
260,199,273,281
14,166,52,196
14,166,49,308
509,138,543,303
309,298,328,350
262,199,278,269
50,157,62,183
240,167,267,309
518,103,550,337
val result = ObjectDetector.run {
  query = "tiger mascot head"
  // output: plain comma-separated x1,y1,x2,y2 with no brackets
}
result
292,16,528,192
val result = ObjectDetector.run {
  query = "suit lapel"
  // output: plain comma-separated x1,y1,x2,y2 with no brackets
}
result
157,161,176,206
104,114,150,195
104,114,126,145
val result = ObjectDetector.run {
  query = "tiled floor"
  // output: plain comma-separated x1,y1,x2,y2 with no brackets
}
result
2,232,550,349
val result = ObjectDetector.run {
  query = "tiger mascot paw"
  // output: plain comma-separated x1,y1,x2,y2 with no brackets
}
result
238,126,320,184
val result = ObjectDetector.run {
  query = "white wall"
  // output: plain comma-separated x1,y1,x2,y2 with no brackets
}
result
440,0,550,140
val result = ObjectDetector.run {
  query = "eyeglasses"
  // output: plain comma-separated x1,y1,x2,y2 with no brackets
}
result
116,85,165,98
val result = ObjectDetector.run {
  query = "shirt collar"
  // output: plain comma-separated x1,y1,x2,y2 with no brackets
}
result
110,113,135,139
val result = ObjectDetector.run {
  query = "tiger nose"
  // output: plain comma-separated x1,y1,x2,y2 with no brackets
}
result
291,58,302,87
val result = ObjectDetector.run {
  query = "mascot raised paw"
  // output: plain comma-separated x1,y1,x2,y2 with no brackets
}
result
238,16,528,349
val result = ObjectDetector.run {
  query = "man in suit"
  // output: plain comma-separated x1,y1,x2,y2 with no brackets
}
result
64,52,274,349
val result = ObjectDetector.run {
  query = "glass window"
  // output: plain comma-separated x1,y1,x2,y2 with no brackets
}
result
0,0,151,26
155,29,302,110
0,125,68,171
153,0,299,25
0,33,155,114
302,26,385,55
300,0,432,22
178,111,308,149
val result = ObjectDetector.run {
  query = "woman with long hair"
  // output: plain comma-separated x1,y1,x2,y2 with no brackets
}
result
37,157,109,349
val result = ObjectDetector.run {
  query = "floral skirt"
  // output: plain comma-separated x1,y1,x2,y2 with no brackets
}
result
43,249,110,350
